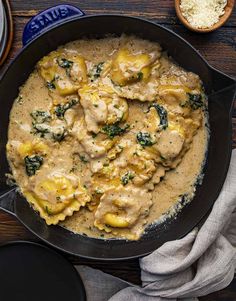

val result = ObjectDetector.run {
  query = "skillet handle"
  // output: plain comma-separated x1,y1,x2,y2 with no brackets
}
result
0,188,16,216
210,67,236,96
22,5,85,46
209,67,236,111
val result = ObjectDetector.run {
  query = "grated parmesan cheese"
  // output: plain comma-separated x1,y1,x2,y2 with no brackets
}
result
180,0,227,29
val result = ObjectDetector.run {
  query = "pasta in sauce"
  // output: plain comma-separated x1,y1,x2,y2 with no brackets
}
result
7,36,208,240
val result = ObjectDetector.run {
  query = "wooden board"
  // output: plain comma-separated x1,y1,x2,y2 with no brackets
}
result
0,1,236,299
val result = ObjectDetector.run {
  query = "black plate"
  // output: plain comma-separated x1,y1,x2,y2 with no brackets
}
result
0,14,235,260
0,241,86,301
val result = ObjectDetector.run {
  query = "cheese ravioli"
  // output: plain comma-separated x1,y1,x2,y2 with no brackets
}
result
7,35,208,240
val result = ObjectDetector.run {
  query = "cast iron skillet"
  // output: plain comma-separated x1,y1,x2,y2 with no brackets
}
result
0,5,235,260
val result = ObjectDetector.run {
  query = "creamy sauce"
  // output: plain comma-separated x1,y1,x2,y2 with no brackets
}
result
7,36,208,240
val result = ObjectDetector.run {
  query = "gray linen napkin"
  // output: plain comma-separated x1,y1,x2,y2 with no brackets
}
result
76,149,236,301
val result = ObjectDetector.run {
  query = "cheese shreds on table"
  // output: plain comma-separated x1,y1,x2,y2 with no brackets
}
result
180,0,227,29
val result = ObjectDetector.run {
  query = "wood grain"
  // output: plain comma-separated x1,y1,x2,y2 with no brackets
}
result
8,0,236,27
0,1,236,299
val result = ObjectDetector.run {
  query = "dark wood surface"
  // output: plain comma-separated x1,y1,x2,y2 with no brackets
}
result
0,1,236,299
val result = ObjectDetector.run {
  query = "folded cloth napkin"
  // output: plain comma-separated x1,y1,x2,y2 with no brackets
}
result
76,149,236,301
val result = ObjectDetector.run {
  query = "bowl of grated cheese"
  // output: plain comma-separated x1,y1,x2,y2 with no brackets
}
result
175,0,235,32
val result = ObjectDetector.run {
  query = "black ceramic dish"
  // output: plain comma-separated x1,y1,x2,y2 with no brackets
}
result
0,0,14,66
0,5,235,260
0,1,7,61
0,1,4,44
0,241,86,301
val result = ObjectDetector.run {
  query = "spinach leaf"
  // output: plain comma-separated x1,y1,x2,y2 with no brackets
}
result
137,71,143,80
31,110,51,124
101,123,130,139
24,155,43,176
57,58,73,69
55,99,79,119
32,123,50,138
121,171,135,186
30,109,67,142
79,154,89,163
46,79,56,90
188,93,204,110
89,62,104,81
136,132,155,147
45,206,52,216
150,103,168,130
31,110,51,137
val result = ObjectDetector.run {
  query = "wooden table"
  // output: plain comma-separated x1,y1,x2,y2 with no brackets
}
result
1,1,236,300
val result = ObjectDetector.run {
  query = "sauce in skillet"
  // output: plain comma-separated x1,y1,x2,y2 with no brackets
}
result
7,35,208,240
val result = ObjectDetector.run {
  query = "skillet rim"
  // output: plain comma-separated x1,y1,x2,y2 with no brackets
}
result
0,14,235,260
0,14,235,83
